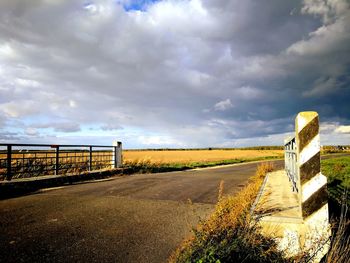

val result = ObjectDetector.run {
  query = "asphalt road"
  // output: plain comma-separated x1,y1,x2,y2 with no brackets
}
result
0,155,345,263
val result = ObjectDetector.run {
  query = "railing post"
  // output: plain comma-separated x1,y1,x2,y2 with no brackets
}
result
89,146,92,171
6,145,12,181
55,146,60,175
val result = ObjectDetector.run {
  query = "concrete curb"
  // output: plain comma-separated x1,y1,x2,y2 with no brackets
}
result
250,172,270,215
192,158,283,171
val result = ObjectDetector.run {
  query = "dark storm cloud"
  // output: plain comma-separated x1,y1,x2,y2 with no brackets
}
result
0,0,349,147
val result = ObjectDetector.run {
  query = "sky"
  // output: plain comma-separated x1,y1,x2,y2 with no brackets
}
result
0,0,349,149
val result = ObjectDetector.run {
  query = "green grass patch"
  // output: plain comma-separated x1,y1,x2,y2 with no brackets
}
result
321,156,350,188
321,156,350,207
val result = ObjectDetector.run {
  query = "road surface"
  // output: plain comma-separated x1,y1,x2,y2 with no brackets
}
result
0,155,344,262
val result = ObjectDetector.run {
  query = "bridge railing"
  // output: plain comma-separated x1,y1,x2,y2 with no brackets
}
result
0,142,122,181
284,136,298,192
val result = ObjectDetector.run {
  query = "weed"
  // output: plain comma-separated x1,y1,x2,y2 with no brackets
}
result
218,180,224,202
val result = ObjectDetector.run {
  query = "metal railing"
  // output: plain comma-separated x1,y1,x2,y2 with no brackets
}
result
0,143,122,181
284,137,298,192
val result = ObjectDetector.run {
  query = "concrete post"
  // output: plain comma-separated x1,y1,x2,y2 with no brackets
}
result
258,112,330,261
295,111,330,260
112,141,122,168
295,112,328,220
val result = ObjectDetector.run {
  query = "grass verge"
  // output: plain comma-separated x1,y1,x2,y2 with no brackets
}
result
169,163,291,263
321,156,350,208
123,156,281,174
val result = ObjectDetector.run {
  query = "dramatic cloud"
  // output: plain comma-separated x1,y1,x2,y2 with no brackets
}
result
0,0,349,148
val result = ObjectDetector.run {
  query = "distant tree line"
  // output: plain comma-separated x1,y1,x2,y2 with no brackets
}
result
124,145,350,151
124,146,284,151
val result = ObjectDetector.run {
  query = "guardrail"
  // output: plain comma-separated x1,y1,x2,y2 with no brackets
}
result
0,142,122,181
284,136,298,192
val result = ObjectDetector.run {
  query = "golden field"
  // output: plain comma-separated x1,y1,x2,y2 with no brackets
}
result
1,149,284,179
123,149,284,164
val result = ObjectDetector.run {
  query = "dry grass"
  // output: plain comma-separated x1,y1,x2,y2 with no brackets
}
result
169,162,285,263
123,149,283,164
1,148,282,180
325,193,350,263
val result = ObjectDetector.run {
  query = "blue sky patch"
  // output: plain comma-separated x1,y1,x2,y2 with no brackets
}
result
122,0,160,11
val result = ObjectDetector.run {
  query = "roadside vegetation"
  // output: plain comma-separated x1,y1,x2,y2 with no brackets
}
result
322,156,350,262
123,156,282,174
169,163,292,263
169,158,350,263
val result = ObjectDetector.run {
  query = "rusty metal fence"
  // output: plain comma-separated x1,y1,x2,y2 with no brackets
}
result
0,143,122,181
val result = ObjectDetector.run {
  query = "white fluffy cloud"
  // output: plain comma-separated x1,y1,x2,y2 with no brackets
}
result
0,0,349,147
214,99,233,111
335,125,350,134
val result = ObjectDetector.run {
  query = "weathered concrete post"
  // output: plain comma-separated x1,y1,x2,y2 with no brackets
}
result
295,111,330,260
295,112,328,220
112,141,122,168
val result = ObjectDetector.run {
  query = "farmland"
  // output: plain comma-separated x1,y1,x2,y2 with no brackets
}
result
0,148,284,180
123,149,284,164
2,146,348,181
121,149,284,173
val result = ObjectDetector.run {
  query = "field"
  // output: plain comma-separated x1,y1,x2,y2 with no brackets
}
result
321,155,350,206
2,147,348,181
0,148,284,180
121,149,284,174
123,149,284,164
